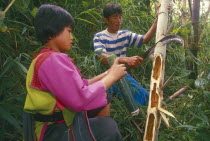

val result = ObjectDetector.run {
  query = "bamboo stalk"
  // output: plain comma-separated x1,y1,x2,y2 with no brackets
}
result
107,54,139,116
143,0,170,140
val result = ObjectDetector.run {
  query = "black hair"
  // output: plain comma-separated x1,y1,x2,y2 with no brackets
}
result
34,4,75,45
103,3,122,19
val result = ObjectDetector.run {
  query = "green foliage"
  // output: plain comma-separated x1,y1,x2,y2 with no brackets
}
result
30,7,38,18
0,0,209,140
171,27,191,40
158,87,210,141
0,11,5,25
14,0,31,12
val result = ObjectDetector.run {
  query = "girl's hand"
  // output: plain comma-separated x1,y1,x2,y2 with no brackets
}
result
101,58,127,90
107,58,127,82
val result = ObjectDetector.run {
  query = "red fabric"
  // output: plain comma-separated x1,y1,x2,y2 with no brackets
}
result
56,120,65,123
31,48,76,89
32,48,53,60
31,48,75,89
30,49,54,90
56,98,67,110
39,122,48,141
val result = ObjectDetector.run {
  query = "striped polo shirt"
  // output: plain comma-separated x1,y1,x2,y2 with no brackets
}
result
93,29,144,57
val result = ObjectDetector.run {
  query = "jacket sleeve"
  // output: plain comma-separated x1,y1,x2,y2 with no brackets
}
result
38,53,107,112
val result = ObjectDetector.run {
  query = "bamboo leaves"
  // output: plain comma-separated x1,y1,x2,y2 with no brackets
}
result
0,106,21,130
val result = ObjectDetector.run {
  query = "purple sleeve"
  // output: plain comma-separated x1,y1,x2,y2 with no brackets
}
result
38,53,107,112
83,79,89,86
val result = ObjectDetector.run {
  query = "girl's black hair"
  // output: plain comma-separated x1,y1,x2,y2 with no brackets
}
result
34,4,75,45
103,3,122,19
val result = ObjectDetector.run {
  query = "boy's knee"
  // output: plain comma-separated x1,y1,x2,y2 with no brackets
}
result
89,117,122,141
99,118,122,141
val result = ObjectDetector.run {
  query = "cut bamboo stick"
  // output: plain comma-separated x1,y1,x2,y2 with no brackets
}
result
143,0,170,140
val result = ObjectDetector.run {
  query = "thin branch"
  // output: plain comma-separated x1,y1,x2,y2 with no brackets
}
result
161,72,175,90
0,0,16,19
166,22,174,35
164,86,190,103
170,86,189,99
132,120,144,134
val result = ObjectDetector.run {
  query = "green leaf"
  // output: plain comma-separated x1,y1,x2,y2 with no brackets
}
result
176,125,198,129
204,91,210,102
76,18,95,25
21,27,27,35
0,106,21,130
14,0,30,12
0,57,13,78
14,60,28,74
0,24,7,32
30,7,38,18
82,1,89,8
194,78,209,90
79,9,99,21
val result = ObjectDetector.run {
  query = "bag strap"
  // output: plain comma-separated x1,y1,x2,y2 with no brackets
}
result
33,111,64,122
70,112,96,141
23,111,35,141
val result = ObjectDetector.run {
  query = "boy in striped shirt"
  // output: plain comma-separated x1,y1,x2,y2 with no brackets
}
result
93,3,159,106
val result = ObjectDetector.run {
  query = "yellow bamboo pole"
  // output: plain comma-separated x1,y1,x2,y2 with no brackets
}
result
143,0,171,141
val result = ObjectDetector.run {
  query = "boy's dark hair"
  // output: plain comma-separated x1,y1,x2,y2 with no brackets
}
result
103,3,122,19
34,4,75,45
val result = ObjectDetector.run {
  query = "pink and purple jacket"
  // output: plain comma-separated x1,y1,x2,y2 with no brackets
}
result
24,49,108,141
36,49,107,112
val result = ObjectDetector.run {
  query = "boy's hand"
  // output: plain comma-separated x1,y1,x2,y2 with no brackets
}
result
119,56,143,68
156,4,172,18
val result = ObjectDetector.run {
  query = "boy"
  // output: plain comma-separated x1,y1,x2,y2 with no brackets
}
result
93,3,161,106
23,4,126,141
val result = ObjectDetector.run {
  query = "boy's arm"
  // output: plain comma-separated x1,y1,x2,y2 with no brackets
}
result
142,5,160,44
97,53,143,68
142,18,158,44
142,4,171,44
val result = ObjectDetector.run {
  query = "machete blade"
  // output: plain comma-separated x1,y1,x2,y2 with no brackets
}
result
141,34,184,59
162,37,184,46
141,45,155,59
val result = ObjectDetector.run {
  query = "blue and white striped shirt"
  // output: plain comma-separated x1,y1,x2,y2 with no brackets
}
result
93,29,144,57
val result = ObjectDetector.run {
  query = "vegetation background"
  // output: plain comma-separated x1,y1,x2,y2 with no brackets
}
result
0,0,209,140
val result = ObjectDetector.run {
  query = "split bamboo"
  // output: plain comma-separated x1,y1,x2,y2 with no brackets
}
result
143,0,174,141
